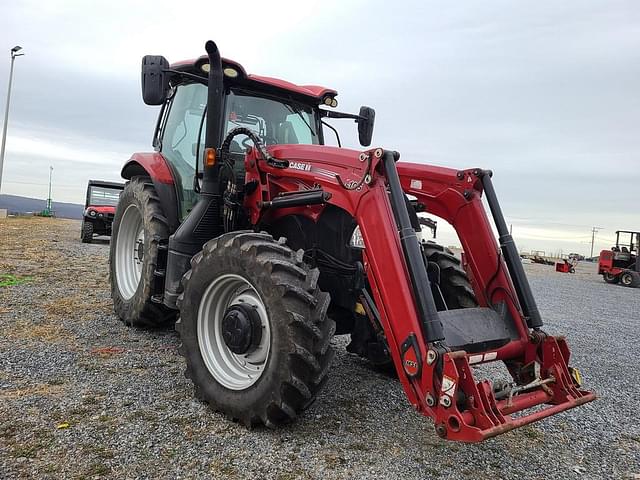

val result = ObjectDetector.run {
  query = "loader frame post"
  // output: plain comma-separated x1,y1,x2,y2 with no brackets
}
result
479,171,543,329
382,150,445,343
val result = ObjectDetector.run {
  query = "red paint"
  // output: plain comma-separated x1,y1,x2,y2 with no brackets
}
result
171,57,337,101
247,75,336,99
598,249,626,276
241,145,594,442
86,206,116,214
121,152,175,184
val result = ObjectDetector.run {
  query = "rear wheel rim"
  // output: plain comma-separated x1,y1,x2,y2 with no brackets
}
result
115,204,144,300
197,274,271,390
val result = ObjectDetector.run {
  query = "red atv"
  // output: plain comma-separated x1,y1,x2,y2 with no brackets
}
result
598,230,640,287
108,41,594,442
81,180,124,243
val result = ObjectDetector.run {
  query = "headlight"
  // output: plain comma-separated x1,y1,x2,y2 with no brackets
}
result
89,210,96,217
350,226,365,249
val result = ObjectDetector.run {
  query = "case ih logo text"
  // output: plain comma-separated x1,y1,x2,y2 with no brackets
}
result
289,162,312,172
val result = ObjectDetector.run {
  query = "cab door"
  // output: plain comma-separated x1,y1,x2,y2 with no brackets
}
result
159,83,207,221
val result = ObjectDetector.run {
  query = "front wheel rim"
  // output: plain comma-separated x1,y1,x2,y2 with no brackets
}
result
197,274,271,390
621,274,632,286
115,204,145,300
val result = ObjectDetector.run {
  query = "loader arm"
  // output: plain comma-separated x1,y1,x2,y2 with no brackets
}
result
245,145,595,442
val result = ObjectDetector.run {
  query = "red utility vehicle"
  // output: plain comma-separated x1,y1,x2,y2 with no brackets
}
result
108,41,594,442
598,230,640,287
81,180,124,243
555,258,577,273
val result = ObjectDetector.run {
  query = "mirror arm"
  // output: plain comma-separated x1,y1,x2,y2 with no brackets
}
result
161,69,208,84
320,109,364,123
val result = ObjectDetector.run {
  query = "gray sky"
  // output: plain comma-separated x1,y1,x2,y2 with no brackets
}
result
0,0,638,255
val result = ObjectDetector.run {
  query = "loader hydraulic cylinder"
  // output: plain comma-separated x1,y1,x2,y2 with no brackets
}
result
480,171,543,329
382,150,445,343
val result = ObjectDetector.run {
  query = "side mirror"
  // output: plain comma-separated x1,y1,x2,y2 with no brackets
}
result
141,55,170,105
357,106,375,147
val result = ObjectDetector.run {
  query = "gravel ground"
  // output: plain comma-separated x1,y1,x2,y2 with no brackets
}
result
0,217,638,480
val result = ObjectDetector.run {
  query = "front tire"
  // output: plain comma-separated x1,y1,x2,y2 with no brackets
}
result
349,241,477,371
176,231,335,427
80,220,94,243
620,271,640,288
109,176,176,327
422,241,478,309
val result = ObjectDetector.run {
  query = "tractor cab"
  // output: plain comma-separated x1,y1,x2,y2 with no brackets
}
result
598,230,640,287
148,56,374,222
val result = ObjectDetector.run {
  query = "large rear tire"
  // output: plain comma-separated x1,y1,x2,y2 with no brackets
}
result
176,231,335,427
109,176,176,328
603,272,619,284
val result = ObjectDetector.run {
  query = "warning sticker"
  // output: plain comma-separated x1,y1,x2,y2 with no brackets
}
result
441,375,456,395
410,179,422,189
467,352,497,365
468,354,483,365
484,352,497,362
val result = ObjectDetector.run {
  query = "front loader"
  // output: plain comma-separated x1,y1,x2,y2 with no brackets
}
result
108,40,595,442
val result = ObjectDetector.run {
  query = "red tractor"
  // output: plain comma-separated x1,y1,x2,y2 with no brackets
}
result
108,41,594,442
598,230,640,287
81,180,124,243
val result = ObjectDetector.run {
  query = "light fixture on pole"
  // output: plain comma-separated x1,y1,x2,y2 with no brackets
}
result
0,45,25,194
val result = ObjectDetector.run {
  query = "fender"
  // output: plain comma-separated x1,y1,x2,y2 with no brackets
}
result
121,152,180,232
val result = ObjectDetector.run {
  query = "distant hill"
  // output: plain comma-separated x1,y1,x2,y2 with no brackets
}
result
0,194,83,219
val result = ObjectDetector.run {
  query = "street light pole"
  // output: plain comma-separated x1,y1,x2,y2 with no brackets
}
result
47,166,53,212
0,46,24,194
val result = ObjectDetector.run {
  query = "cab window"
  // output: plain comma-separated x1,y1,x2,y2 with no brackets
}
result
224,90,320,152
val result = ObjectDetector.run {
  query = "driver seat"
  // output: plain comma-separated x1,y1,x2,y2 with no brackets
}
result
277,121,299,144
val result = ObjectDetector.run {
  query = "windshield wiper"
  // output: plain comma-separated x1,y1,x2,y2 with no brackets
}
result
283,102,316,137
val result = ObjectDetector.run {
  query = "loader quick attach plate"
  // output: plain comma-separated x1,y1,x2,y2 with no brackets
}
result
428,335,596,442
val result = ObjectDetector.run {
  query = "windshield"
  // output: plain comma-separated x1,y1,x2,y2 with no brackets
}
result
88,186,121,206
224,90,320,150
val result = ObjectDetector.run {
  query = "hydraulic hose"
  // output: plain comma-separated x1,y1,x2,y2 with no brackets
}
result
220,127,288,169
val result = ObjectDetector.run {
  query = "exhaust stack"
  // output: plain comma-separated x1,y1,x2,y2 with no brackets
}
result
163,41,226,309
